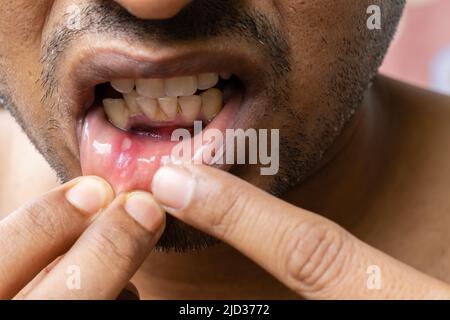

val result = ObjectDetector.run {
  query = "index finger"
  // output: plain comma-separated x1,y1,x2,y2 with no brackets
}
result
0,176,113,299
151,164,450,299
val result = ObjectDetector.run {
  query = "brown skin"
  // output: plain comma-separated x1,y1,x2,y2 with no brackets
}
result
3,76,450,299
0,0,401,196
2,0,450,299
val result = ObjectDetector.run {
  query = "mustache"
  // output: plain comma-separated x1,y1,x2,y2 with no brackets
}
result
40,0,290,104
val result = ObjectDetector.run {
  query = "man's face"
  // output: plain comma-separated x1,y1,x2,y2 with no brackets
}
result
0,0,403,250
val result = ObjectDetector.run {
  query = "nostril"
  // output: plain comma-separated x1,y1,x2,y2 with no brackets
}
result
114,0,192,20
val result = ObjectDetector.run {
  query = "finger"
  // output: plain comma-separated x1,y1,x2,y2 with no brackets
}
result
13,257,62,300
26,192,165,300
114,0,192,19
151,164,450,299
0,177,113,299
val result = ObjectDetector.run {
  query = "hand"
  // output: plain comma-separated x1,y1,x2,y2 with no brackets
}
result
0,177,165,300
151,164,450,299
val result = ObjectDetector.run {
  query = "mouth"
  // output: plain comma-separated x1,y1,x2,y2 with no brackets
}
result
96,72,238,136
69,46,257,194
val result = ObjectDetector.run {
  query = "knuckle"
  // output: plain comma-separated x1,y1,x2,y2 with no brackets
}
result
282,220,350,296
20,198,67,242
200,184,250,238
87,224,143,272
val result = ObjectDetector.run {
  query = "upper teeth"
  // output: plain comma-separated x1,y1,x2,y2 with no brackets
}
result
165,76,197,97
105,73,227,129
110,79,135,93
198,73,219,90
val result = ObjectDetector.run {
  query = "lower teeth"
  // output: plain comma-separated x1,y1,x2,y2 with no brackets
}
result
103,88,223,130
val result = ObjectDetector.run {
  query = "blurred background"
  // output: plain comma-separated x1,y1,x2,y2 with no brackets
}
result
380,0,450,95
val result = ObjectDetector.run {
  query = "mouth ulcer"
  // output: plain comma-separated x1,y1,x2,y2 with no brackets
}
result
80,71,243,194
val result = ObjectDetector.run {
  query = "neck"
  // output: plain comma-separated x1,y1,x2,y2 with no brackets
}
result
283,80,389,230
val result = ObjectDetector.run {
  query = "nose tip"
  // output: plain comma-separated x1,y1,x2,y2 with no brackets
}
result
114,0,192,20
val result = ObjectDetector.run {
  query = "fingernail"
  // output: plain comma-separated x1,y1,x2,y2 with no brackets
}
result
66,177,114,215
151,166,194,210
125,192,165,232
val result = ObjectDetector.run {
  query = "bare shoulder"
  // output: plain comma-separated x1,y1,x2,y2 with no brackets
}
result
0,108,15,171
373,75,450,115
0,109,59,218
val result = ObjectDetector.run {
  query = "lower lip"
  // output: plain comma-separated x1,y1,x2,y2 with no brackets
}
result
79,94,241,194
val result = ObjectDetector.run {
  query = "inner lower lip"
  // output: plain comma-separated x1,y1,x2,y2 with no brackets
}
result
79,81,243,194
